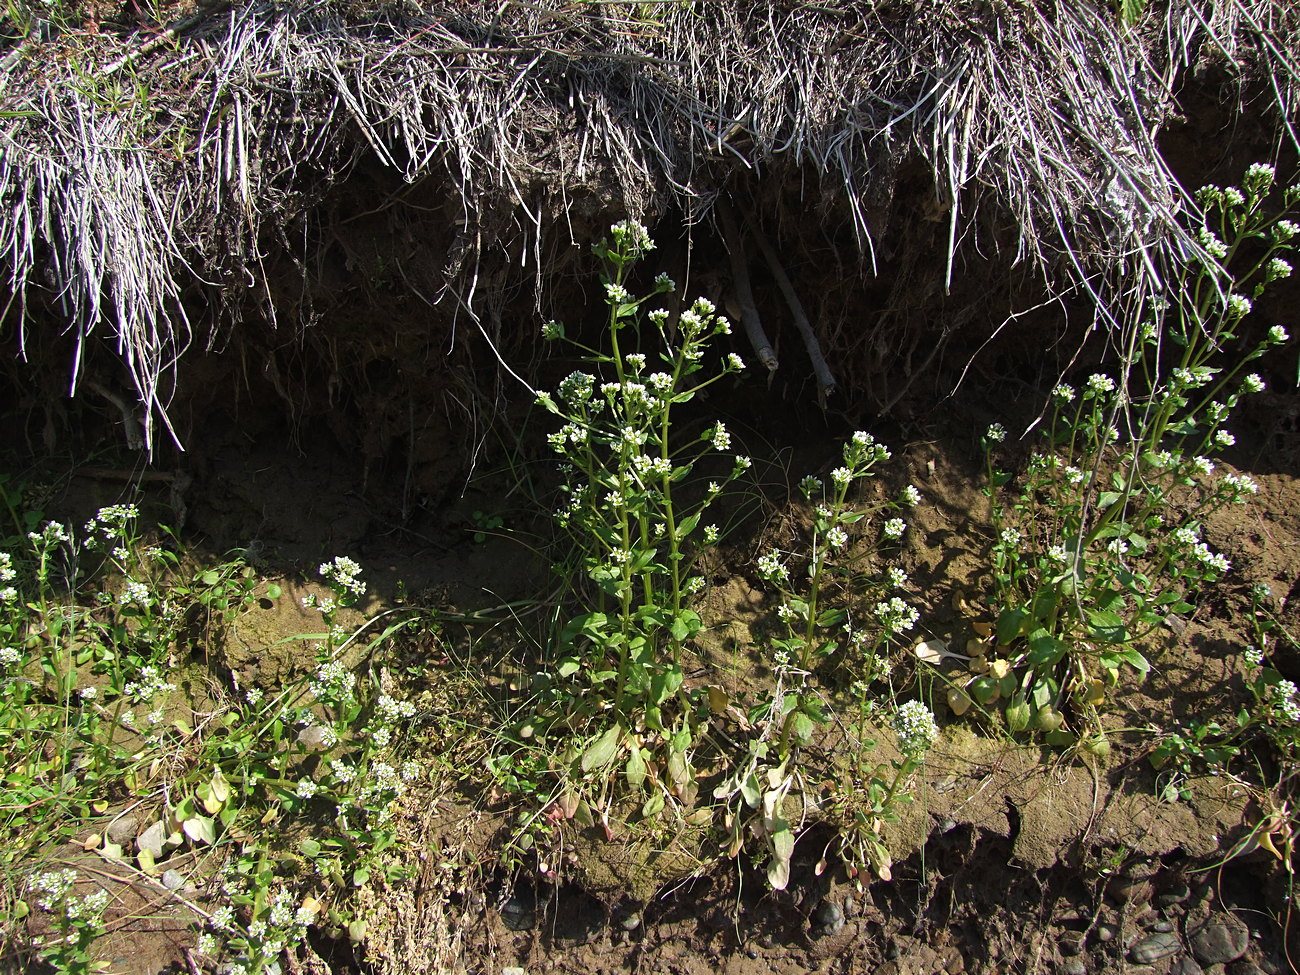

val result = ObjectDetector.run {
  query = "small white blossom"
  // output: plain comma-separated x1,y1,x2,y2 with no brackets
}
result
709,422,731,451
726,353,745,371
900,484,922,506
999,527,1021,546
1226,294,1252,318
886,566,908,588
1087,374,1116,394
826,527,848,549
1052,383,1076,403
892,700,939,755
985,423,1006,443
1269,324,1290,343
1241,373,1266,394
883,518,906,540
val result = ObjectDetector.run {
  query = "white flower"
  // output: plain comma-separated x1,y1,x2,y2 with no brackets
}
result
758,551,789,584
830,466,852,486
1000,528,1021,546
883,518,906,540
1048,544,1069,563
647,309,670,326
1241,373,1266,394
1269,324,1290,343
1244,645,1265,668
874,596,918,634
1275,220,1300,243
0,647,19,667
886,566,908,588
1224,473,1259,497
605,283,631,305
1065,466,1084,485
900,484,922,506
1052,383,1076,403
0,553,14,582
1226,294,1252,318
610,219,654,253
826,527,848,549
1214,429,1235,446
319,556,366,598
1106,539,1129,556
296,779,319,799
703,525,719,544
733,455,752,472
726,353,745,371
892,700,939,755
541,320,563,340
709,422,731,451
1267,259,1293,282
1086,374,1116,394
985,423,1006,443
1191,456,1215,476
1197,227,1228,259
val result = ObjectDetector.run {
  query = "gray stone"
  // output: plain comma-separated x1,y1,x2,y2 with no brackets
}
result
1225,962,1263,975
502,968,526,975
106,816,139,845
1191,917,1250,965
1062,960,1087,975
500,898,535,932
1153,920,1176,933
1097,923,1118,943
1059,933,1085,956
1158,883,1193,907
618,911,641,932
1177,957,1205,975
812,899,844,935
1131,932,1183,964
160,869,184,890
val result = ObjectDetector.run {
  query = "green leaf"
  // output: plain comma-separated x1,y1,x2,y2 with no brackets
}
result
625,748,647,791
670,610,702,642
300,838,322,858
1087,609,1127,644
997,606,1030,645
676,513,700,538
557,656,582,679
641,791,666,819
1026,628,1065,666
816,607,845,628
580,725,623,773
650,667,683,706
1097,491,1122,510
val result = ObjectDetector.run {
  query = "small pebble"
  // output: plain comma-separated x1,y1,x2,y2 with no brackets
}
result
1062,959,1087,975
1153,921,1175,933
745,946,759,960
812,900,844,935
1130,932,1183,964
500,898,535,932
1059,934,1084,956
618,912,642,932
1097,923,1119,943
502,968,526,975
1178,958,1205,975
160,869,184,890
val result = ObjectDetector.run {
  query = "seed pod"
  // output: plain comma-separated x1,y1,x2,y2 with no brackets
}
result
947,687,973,716
1036,705,1064,733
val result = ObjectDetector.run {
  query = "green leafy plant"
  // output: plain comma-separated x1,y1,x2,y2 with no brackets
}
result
972,162,1297,747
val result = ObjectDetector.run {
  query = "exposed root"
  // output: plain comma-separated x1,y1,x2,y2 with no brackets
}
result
717,199,777,377
749,218,835,405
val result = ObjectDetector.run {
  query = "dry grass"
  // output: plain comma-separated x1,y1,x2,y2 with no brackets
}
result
0,0,1297,446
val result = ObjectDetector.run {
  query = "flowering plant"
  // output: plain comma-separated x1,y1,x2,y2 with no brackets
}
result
972,163,1297,747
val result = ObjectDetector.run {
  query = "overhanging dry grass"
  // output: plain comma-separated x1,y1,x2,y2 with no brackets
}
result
0,0,1297,447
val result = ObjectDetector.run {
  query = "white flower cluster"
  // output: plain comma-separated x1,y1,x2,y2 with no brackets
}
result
123,664,176,704
557,370,595,405
1270,325,1290,344
1196,227,1228,260
308,660,356,705
610,219,655,255
1223,473,1259,500
1052,383,1075,403
757,551,789,584
826,527,848,548
886,566,908,589
892,700,939,755
1273,680,1300,724
1244,644,1265,668
985,423,1006,444
0,647,19,667
999,527,1021,546
28,521,70,546
0,551,14,603
874,596,919,634
1275,220,1300,243
119,579,152,607
900,484,922,506
1086,374,1116,395
320,556,366,599
1226,294,1252,318
709,422,731,451
376,693,416,723
882,518,906,540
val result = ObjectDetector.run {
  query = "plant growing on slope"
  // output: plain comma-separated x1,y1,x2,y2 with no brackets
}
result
972,162,1296,747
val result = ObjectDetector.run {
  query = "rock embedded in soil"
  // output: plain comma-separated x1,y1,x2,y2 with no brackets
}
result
500,896,536,931
1177,958,1205,975
1190,916,1250,965
1130,932,1183,964
1062,960,1087,975
1157,883,1193,907
811,899,844,935
106,816,139,844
